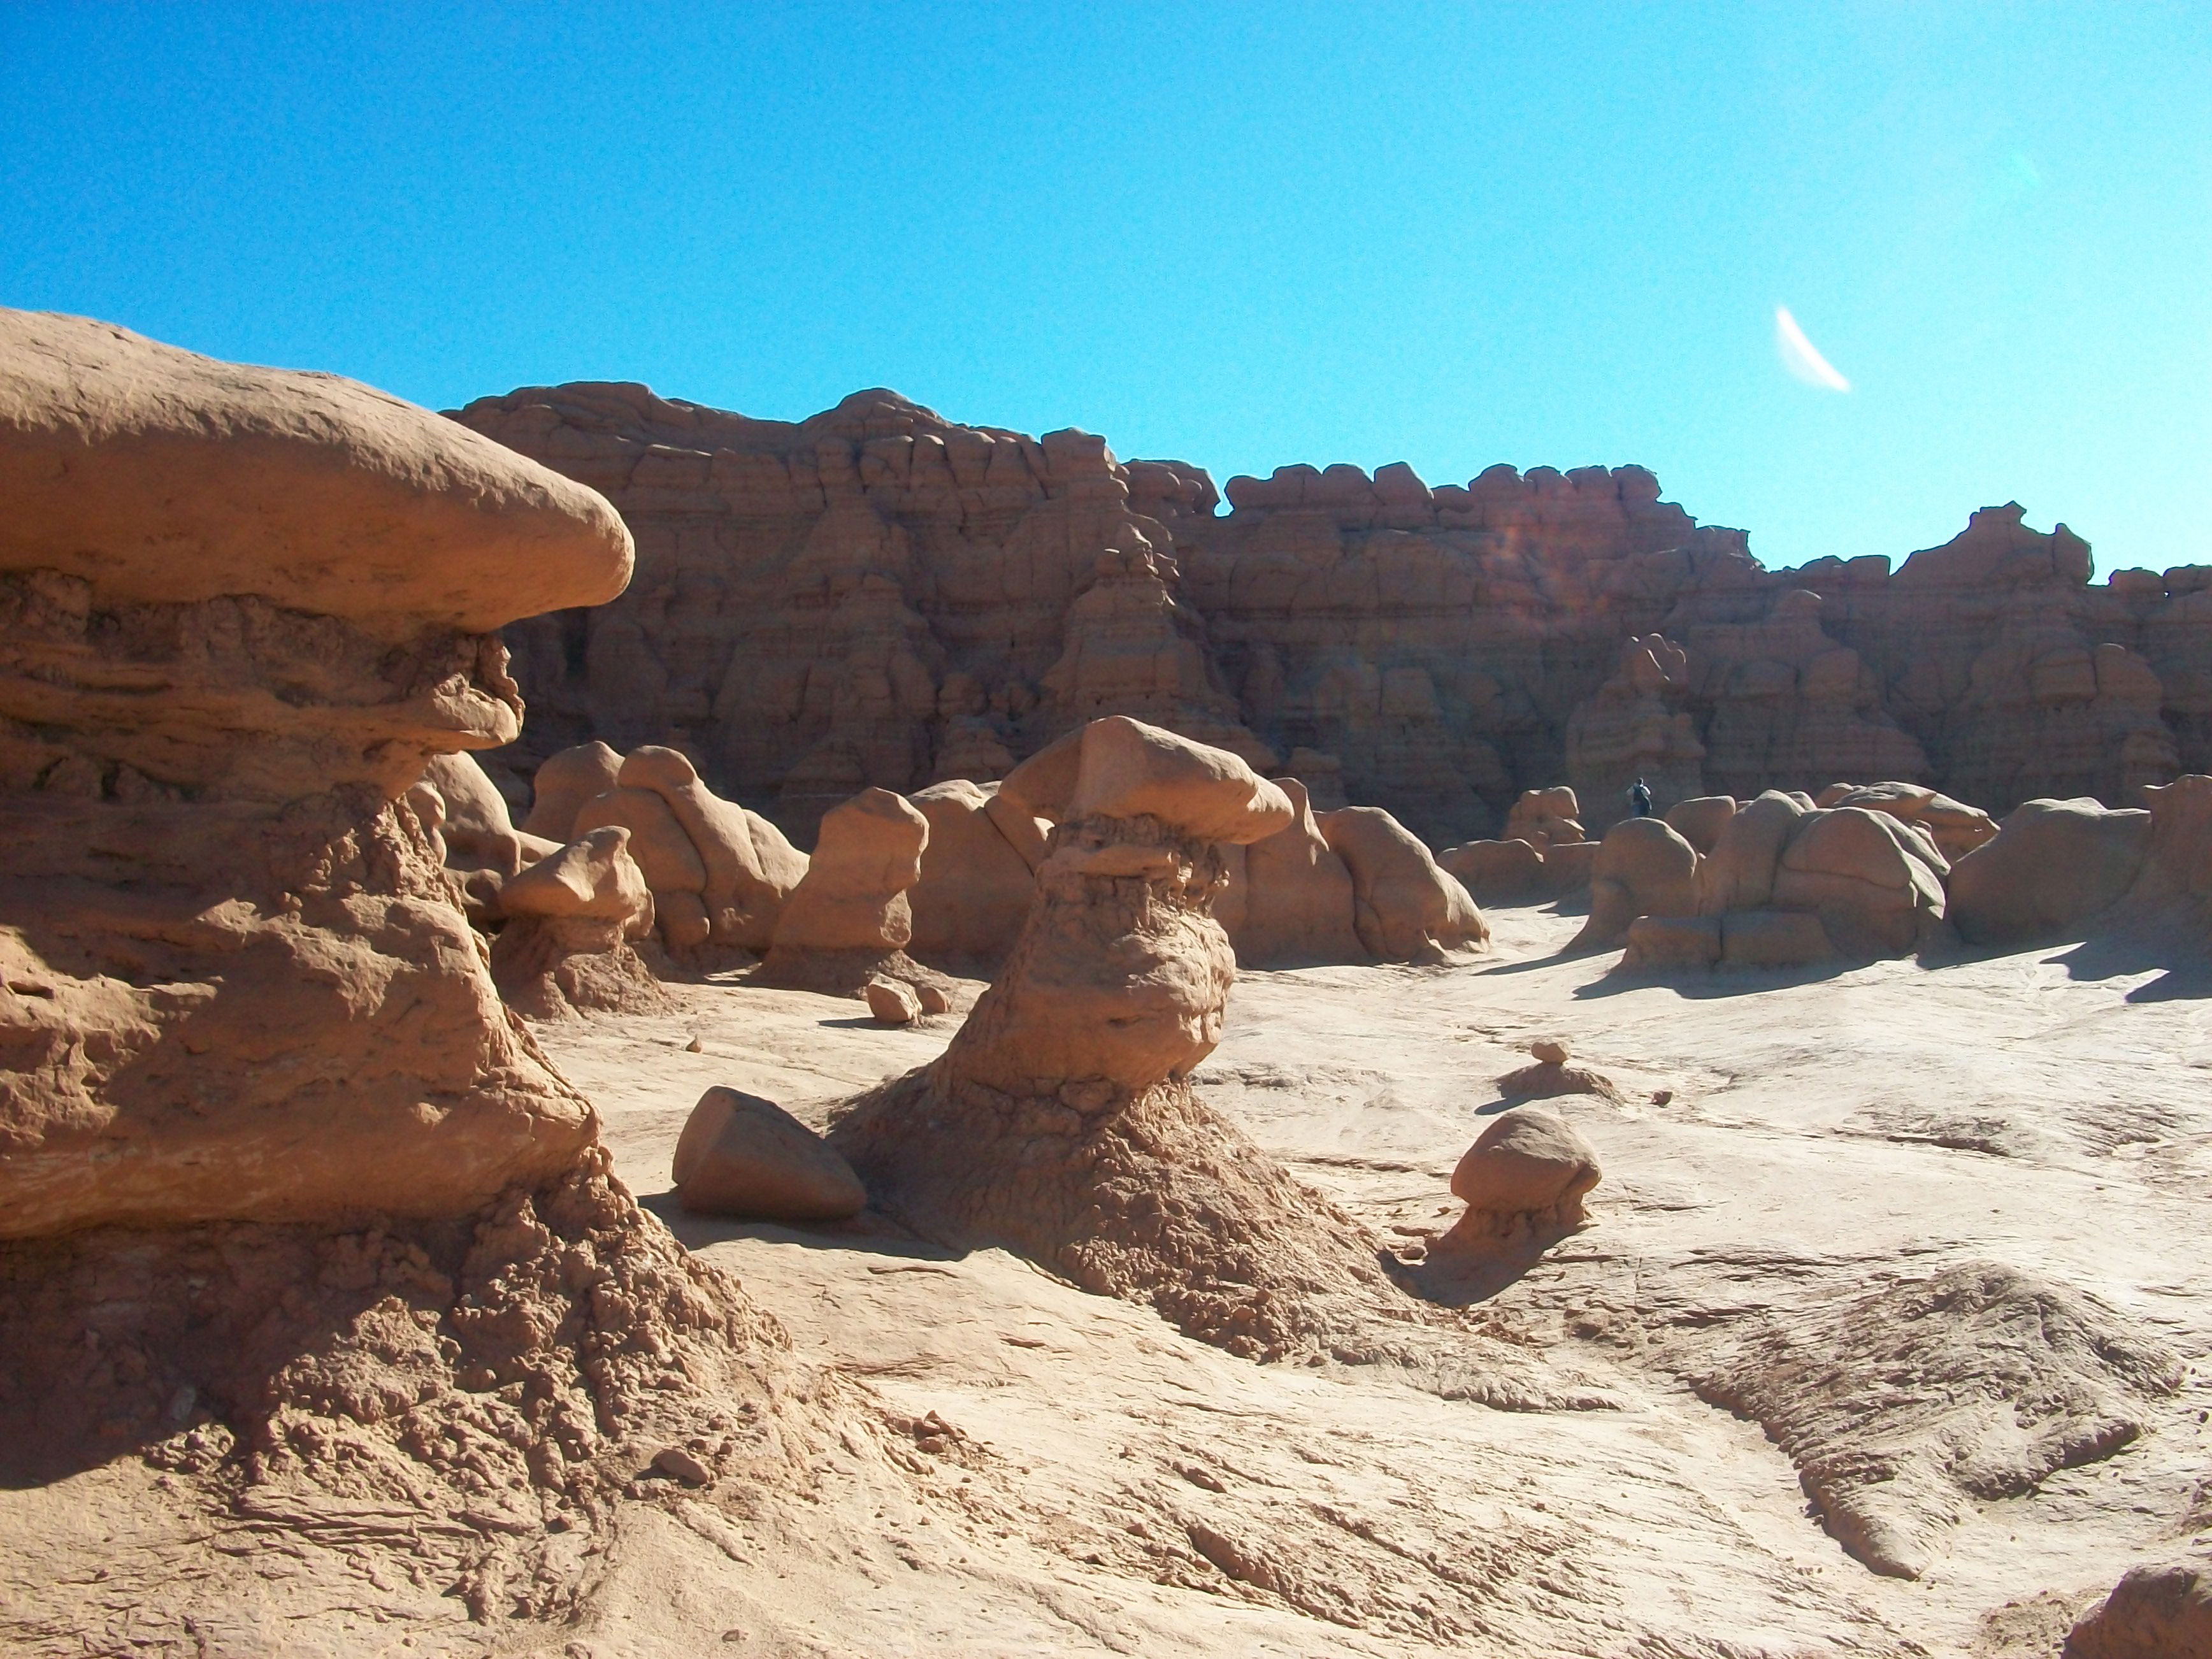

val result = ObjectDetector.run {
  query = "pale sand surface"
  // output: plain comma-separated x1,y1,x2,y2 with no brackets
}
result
7,907,2204,1656
527,904,2210,1657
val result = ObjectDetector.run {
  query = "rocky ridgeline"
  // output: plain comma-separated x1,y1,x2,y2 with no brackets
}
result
453,383,2200,845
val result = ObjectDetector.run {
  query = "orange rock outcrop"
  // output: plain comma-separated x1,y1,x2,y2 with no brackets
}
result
454,384,2198,847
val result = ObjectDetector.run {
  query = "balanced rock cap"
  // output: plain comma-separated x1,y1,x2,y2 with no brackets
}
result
1002,715,1295,845
0,308,633,635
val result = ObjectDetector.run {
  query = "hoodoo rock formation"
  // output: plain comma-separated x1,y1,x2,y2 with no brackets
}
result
755,784,949,998
561,742,810,962
0,312,843,1623
488,824,671,1020
453,384,2201,847
0,309,633,1232
827,718,1426,1358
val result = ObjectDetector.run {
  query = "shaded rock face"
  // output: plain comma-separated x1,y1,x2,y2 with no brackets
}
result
456,384,2195,843
565,742,808,961
2064,1562,2212,1659
0,309,634,1237
902,778,1040,972
672,1087,865,1222
756,785,947,998
1316,806,1489,963
0,313,847,1638
488,825,672,1021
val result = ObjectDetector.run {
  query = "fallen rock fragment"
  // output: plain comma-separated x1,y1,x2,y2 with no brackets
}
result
2064,1562,2212,1658
673,1086,866,1222
865,977,921,1025
1444,1108,1603,1242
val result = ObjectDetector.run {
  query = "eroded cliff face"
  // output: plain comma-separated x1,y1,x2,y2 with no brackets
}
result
453,382,2192,844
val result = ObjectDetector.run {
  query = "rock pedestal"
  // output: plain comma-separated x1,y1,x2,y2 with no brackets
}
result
829,719,1414,1359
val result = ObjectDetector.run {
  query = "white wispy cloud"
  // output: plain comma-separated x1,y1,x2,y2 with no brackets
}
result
1775,305,1851,392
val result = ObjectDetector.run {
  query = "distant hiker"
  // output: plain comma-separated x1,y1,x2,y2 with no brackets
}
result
1628,776,1654,819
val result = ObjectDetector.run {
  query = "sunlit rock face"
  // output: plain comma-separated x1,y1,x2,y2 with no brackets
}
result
456,384,2187,844
0,307,633,1236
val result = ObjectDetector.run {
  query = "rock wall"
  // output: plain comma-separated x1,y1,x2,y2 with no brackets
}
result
452,384,2199,845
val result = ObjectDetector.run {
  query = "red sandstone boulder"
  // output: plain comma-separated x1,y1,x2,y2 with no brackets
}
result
1318,806,1489,963
1945,798,2153,947
1663,794,1738,854
2064,1562,2212,1658
0,308,630,1236
673,1086,865,1222
903,778,1038,970
522,739,624,841
1446,1108,1603,1240
489,825,671,1019
573,744,808,958
1571,817,1700,951
758,786,946,998
1228,777,1367,966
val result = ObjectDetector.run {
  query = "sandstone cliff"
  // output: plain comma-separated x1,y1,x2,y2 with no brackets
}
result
453,384,2191,844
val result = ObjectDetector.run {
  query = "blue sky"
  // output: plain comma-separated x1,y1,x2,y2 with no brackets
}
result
4,3,2207,575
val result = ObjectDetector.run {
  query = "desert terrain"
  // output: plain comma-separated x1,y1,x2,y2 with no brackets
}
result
14,901,2204,1657
4,306,2208,1659
528,902,2210,1658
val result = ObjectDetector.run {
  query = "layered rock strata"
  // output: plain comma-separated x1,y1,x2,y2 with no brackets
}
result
454,383,2199,844
0,312,843,1620
0,309,635,1234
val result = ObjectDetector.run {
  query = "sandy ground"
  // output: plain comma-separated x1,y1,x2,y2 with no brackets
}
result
519,904,2211,1658
6,905,2206,1656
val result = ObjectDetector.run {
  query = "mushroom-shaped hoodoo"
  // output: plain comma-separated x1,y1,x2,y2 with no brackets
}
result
828,717,1415,1359
489,824,671,1019
0,307,633,1233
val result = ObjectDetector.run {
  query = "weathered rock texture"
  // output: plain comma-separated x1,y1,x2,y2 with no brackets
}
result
0,313,848,1637
756,785,947,997
1684,1263,2183,1581
0,309,634,1236
566,743,808,961
2064,1562,2212,1659
828,720,1425,1361
489,824,672,1021
453,384,2199,845
1317,807,1489,963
